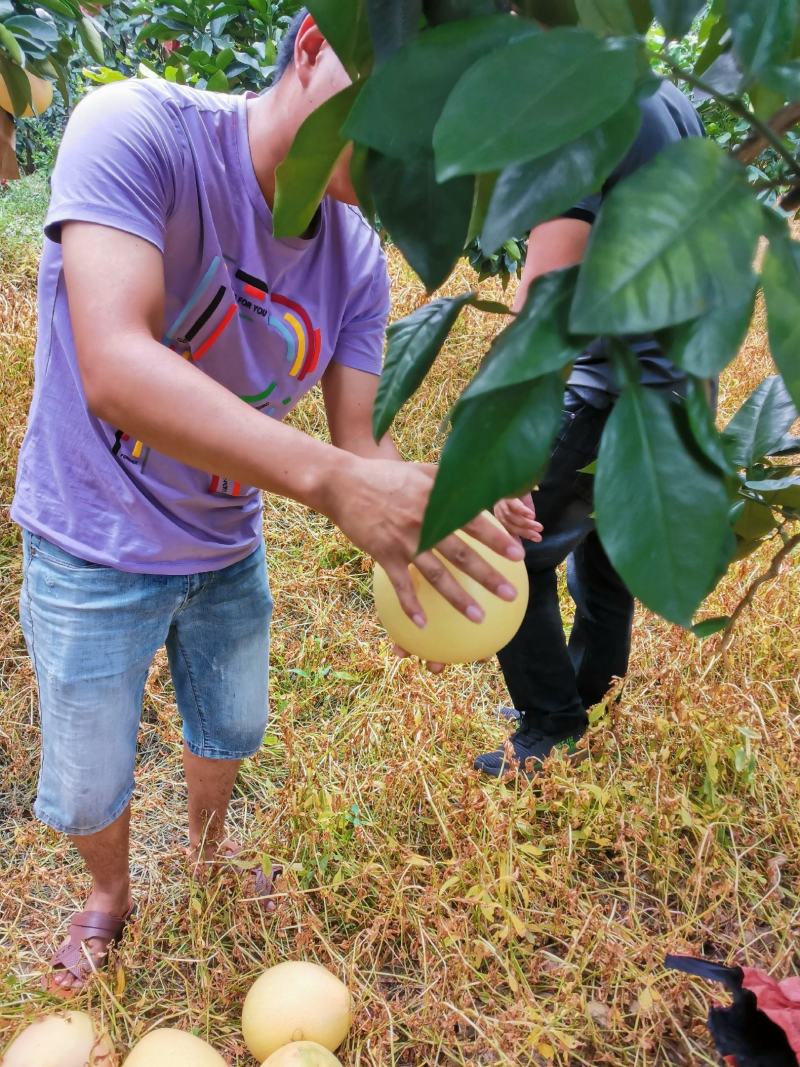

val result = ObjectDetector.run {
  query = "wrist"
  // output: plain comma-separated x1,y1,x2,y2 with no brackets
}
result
300,444,361,521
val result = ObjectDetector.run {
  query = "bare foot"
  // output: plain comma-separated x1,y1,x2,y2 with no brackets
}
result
47,888,133,996
185,837,281,912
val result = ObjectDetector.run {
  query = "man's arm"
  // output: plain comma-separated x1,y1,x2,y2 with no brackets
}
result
513,216,592,312
321,361,400,461
63,221,525,624
494,216,593,539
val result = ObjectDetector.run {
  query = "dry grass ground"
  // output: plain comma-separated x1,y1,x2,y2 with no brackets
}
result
0,180,798,1066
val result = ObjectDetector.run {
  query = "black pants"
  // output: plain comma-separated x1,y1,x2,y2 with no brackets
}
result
497,388,634,735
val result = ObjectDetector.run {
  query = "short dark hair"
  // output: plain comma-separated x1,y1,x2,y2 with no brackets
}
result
274,7,309,80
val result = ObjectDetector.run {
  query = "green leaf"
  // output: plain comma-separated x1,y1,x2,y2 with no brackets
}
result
726,0,798,78
0,55,31,115
419,269,582,547
307,0,373,79
659,277,758,378
421,372,564,549
364,0,421,62
770,433,800,456
743,475,800,512
215,46,235,69
724,375,799,468
366,151,474,291
694,9,729,75
273,82,361,238
692,616,730,638
575,0,637,34
433,29,639,179
78,15,104,63
595,384,732,626
650,0,705,37
345,15,538,158
571,139,762,334
470,267,584,388
372,292,475,440
481,98,641,252
423,0,499,22
0,22,25,66
34,0,81,16
4,15,60,46
685,375,734,473
206,68,228,90
762,234,800,410
518,0,579,24
467,171,498,245
762,57,800,98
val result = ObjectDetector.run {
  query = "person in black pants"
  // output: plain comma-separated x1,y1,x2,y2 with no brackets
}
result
475,79,705,777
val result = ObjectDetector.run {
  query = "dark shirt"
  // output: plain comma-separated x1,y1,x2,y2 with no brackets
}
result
564,79,706,400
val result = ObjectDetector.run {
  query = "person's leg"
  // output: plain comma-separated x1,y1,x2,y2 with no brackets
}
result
166,540,272,860
19,531,178,991
567,532,635,710
475,393,611,776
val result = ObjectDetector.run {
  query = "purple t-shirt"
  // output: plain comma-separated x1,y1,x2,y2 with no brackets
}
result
12,79,390,573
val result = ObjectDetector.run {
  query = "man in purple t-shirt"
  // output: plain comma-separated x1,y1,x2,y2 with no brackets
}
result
12,11,524,994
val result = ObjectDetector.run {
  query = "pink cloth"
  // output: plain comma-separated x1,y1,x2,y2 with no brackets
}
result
742,967,800,1058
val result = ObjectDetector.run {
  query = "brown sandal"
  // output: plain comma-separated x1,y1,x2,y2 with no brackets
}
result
44,904,134,998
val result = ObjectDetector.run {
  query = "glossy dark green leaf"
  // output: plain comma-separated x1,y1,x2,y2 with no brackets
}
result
366,151,474,291
694,9,729,75
517,0,579,24
726,0,797,77
365,0,421,62
762,58,800,98
762,234,800,410
769,434,800,457
423,0,498,23
421,372,564,549
433,29,639,179
4,15,60,45
685,375,734,473
273,83,361,238
469,267,584,391
630,0,654,31
650,0,704,37
307,0,372,78
660,277,757,379
692,616,731,638
373,292,476,440
0,55,32,116
575,0,637,34
595,383,732,625
724,375,799,468
571,139,762,334
467,171,498,245
481,99,641,252
345,15,538,158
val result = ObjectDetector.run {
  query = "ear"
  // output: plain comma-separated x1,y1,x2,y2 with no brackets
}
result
293,13,326,88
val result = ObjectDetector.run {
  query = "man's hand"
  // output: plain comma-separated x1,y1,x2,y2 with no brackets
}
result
494,494,542,542
323,458,525,629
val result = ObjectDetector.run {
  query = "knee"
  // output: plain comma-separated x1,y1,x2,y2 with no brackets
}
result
35,775,132,836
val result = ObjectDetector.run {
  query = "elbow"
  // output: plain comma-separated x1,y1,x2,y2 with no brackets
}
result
80,359,126,426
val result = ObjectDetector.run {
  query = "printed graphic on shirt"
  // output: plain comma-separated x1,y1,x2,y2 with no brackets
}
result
108,256,323,499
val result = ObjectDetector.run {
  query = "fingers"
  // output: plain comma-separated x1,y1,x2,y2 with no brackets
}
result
494,496,542,541
392,644,444,674
414,548,491,619
462,510,526,561
383,562,426,628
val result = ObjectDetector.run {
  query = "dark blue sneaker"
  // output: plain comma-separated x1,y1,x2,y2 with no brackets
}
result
474,722,586,778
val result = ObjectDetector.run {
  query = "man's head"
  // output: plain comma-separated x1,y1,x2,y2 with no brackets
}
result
270,7,357,204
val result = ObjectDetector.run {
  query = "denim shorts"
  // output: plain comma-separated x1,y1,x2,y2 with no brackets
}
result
19,531,273,836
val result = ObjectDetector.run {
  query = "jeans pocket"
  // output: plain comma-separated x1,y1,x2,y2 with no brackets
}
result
28,534,103,572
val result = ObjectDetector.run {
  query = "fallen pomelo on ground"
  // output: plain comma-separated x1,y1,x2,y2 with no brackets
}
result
242,961,352,1062
121,1027,226,1066
260,1041,343,1067
1,1009,117,1066
373,511,529,664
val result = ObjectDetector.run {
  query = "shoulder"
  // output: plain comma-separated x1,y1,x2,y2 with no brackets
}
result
326,201,387,276
68,78,235,134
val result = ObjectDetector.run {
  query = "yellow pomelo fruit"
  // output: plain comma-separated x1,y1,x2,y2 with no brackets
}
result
242,961,352,1062
261,1041,343,1067
1,1010,117,1067
0,69,53,117
122,1028,226,1066
373,511,528,664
